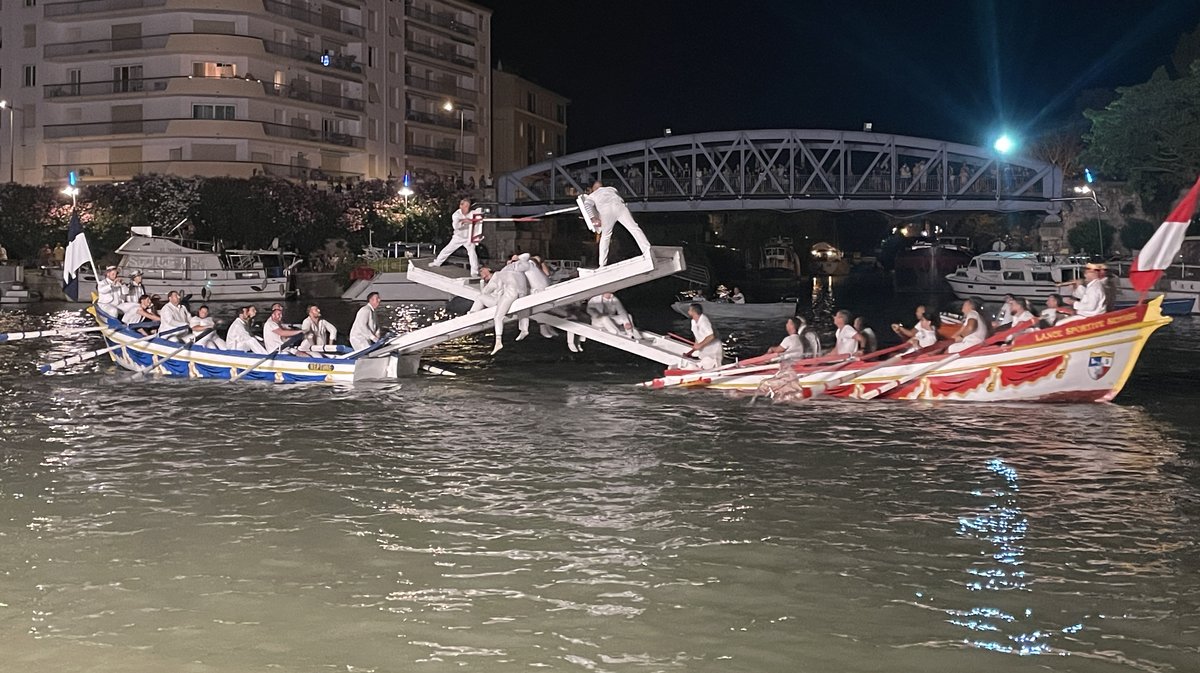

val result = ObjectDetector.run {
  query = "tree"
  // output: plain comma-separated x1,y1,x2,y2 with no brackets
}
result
1067,220,1118,256
1119,218,1157,251
0,184,61,261
1081,63,1200,213
1028,125,1085,179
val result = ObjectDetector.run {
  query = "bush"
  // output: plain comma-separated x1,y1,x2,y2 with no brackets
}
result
1120,218,1157,251
1067,220,1119,256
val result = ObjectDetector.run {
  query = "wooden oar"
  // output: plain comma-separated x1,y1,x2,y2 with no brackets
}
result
859,323,1029,401
228,333,305,383
666,332,695,347
38,325,188,373
420,363,457,376
1,321,158,343
139,327,213,374
801,344,941,400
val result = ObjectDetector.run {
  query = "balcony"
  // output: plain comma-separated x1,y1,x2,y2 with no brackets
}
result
405,108,475,132
44,76,171,98
44,160,363,182
264,80,365,112
404,3,474,38
404,39,477,70
262,39,363,75
41,75,366,113
263,0,364,39
404,74,477,100
406,143,476,164
44,0,165,18
44,34,169,58
43,117,365,149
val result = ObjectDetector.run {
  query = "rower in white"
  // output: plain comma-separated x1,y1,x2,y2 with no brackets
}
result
833,310,865,356
948,298,989,353
582,180,653,267
189,305,226,349
226,305,267,354
158,291,193,340
300,305,338,352
430,199,482,276
350,292,382,351
767,317,804,355
586,292,642,340
96,265,125,317
263,305,301,351
121,294,160,334
684,302,724,369
471,263,529,355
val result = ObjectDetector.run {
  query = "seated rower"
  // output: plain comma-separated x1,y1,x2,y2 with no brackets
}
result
795,317,822,358
906,312,940,352
158,291,192,341
1002,296,1038,341
1040,293,1071,327
264,305,302,352
729,287,746,304
586,292,641,340
767,317,807,357
121,294,160,335
891,305,927,341
833,310,865,356
853,316,877,353
226,305,268,354
947,298,989,353
189,305,226,349
300,304,338,353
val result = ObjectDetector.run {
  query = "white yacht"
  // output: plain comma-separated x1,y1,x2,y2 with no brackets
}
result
945,251,1086,303
101,227,301,301
341,242,456,302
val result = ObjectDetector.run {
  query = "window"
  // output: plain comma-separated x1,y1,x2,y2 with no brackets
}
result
388,51,398,74
25,0,36,7
23,64,35,87
113,65,143,92
981,259,1002,271
193,62,236,78
1031,272,1052,282
556,103,565,123
67,68,81,96
1002,271,1025,281
192,104,235,120
367,10,377,32
388,121,398,144
23,24,34,48
368,119,377,141
526,92,535,113
367,46,376,68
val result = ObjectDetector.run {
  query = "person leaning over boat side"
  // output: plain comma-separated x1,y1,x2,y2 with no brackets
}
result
892,305,927,341
767,317,803,355
1070,262,1111,318
520,254,558,339
471,264,529,355
158,291,192,340
586,292,642,340
189,305,226,349
853,316,877,353
121,295,160,335
685,303,724,369
430,198,482,276
96,265,125,318
264,305,302,352
349,292,382,351
226,306,267,354
948,298,989,353
833,310,865,356
300,305,338,351
583,180,653,267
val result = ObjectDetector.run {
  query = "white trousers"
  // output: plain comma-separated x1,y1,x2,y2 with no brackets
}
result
947,335,983,353
433,235,479,275
471,290,527,337
350,335,374,351
598,206,653,267
591,315,642,339
696,341,724,369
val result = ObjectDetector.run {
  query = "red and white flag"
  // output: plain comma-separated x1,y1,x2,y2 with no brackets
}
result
1128,176,1200,294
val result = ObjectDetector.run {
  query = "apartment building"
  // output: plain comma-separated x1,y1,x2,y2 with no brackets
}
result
492,64,566,175
0,0,490,185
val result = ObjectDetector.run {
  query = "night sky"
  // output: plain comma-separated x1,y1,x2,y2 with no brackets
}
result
481,0,1200,152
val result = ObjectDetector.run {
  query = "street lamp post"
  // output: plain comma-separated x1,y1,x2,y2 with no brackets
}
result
1051,185,1108,256
443,101,465,185
0,100,21,183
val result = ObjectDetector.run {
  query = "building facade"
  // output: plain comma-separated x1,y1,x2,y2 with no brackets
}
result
0,0,490,186
491,65,566,176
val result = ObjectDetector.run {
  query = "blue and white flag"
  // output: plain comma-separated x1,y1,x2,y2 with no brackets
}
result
62,210,92,301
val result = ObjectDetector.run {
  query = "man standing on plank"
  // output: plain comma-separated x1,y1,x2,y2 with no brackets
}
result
580,181,652,267
430,199,482,276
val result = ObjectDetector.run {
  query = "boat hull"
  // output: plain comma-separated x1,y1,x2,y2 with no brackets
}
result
342,271,453,302
670,300,796,320
642,300,1170,403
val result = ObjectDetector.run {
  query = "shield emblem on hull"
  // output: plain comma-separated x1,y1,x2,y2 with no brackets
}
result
1088,351,1114,380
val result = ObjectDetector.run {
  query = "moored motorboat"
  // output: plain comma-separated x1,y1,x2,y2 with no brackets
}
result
641,298,1170,403
893,236,974,292
342,242,455,302
670,295,796,320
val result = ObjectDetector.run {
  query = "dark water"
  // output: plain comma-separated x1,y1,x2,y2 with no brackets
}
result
0,289,1197,672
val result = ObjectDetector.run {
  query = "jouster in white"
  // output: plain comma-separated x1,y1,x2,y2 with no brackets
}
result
226,306,267,354
586,292,641,339
581,181,653,267
471,264,530,355
430,199,482,276
300,305,338,350
96,266,125,317
350,293,382,351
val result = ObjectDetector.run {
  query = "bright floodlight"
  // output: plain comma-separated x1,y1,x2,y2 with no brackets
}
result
993,134,1015,154
442,101,454,112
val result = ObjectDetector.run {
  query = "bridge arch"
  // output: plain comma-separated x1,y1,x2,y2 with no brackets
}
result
496,129,1063,216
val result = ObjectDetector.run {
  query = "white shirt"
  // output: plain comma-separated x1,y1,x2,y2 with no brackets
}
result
189,315,218,346
730,292,745,304
690,313,723,365
350,305,379,345
450,208,482,239
263,316,287,351
583,187,627,226
587,295,630,322
483,265,529,297
301,316,338,347
962,309,989,344
778,334,802,352
124,281,148,303
1010,310,1036,326
835,324,860,355
1039,307,1060,326
1073,279,1106,317
97,276,123,307
123,306,156,326
159,301,192,334
226,317,258,351
915,324,937,347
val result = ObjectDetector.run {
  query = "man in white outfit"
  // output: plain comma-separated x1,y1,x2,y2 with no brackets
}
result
158,291,192,340
189,305,226,349
685,303,724,369
226,306,267,354
948,298,990,353
586,292,642,339
430,199,481,276
1070,263,1110,318
300,305,338,351
350,292,382,350
96,265,125,318
471,263,529,355
518,253,557,339
262,305,301,351
581,181,653,267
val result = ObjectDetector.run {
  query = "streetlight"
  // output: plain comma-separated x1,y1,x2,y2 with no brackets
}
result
443,100,465,184
61,185,79,208
992,133,1015,154
1051,184,1108,257
0,100,22,183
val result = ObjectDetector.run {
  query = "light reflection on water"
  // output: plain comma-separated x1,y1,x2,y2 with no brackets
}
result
0,301,1198,672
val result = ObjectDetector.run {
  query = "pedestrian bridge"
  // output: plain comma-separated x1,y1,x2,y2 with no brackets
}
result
496,129,1063,216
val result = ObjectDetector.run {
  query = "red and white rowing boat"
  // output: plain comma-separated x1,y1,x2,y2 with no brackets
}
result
640,297,1171,403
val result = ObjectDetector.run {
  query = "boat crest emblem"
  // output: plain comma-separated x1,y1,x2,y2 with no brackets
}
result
1087,351,1114,380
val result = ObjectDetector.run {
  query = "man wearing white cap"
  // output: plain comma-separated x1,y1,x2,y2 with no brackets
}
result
1071,262,1111,318
96,265,125,318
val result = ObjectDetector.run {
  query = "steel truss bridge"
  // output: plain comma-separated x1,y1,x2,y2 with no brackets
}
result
496,129,1063,217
